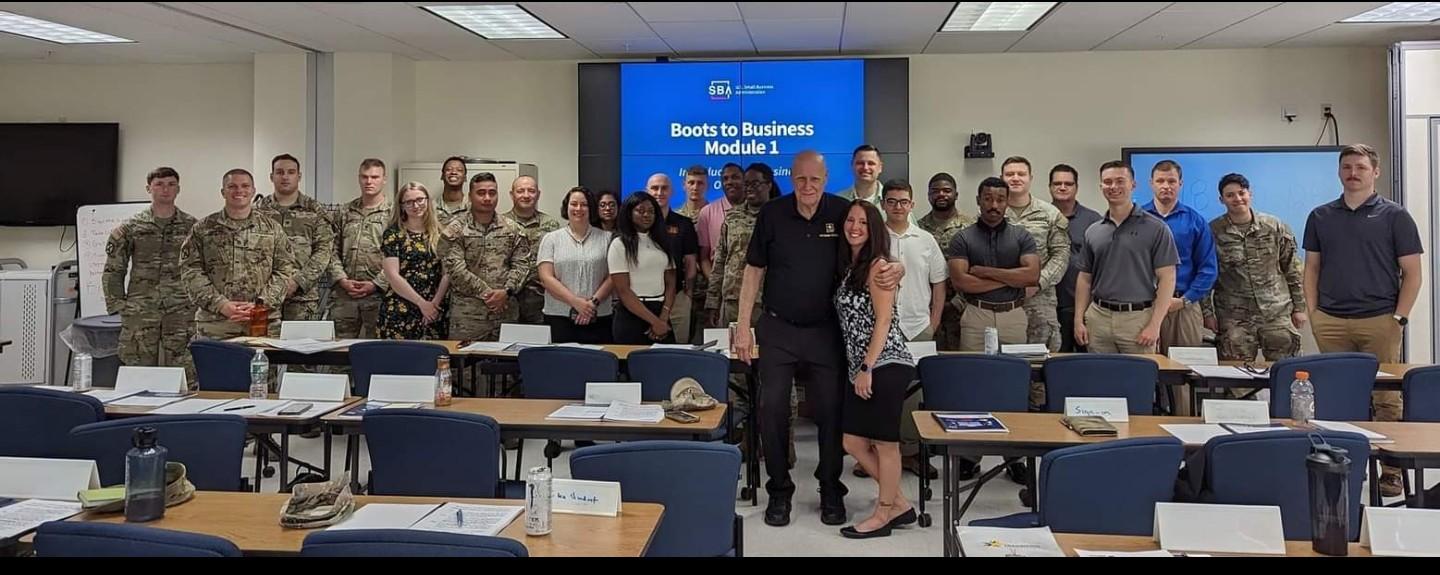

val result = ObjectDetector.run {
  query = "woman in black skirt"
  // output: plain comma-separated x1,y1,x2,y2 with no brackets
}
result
835,199,917,539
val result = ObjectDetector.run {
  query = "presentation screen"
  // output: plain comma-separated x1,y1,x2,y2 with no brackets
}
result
1125,146,1344,255
620,59,865,206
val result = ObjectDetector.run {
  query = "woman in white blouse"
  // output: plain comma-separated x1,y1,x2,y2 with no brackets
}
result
607,192,676,344
537,187,614,344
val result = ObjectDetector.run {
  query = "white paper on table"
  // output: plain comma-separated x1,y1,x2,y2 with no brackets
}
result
545,405,610,421
203,399,292,416
149,398,237,415
1064,397,1130,422
1001,344,1050,356
1222,423,1291,435
551,478,622,517
956,526,1064,557
1154,502,1285,555
585,382,641,406
1201,399,1271,425
0,499,84,540
1073,549,1175,557
1377,370,1394,378
279,373,348,402
369,375,437,404
906,341,938,359
108,394,190,408
279,321,335,341
1190,365,1266,380
649,343,694,350
327,503,440,531
114,366,187,393
551,342,603,350
268,338,352,355
26,386,76,393
603,402,664,423
1160,424,1233,446
1362,507,1440,557
0,458,99,501
1168,347,1219,367
1312,420,1393,443
82,389,143,404
460,341,509,353
498,323,551,344
410,503,523,537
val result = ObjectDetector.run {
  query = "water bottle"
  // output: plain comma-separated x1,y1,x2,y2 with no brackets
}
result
1291,370,1315,426
71,352,93,391
434,355,453,406
249,348,269,400
1306,436,1351,556
124,426,167,523
984,327,999,355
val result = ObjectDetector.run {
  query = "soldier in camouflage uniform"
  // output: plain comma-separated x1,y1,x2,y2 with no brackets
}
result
998,157,1069,355
328,159,393,340
181,169,297,341
437,156,470,223
444,172,533,341
254,154,334,323
501,175,561,325
1203,173,1306,363
103,167,197,377
918,172,975,351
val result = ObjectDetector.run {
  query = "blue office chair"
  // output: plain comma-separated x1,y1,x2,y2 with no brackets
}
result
190,340,255,392
348,341,449,397
968,437,1183,535
516,347,618,399
1043,354,1157,415
1402,365,1440,422
571,441,742,557
1202,430,1369,540
0,386,105,458
35,521,241,557
363,409,519,499
626,348,731,441
300,529,527,557
70,415,248,491
1268,353,1378,420
919,354,1032,413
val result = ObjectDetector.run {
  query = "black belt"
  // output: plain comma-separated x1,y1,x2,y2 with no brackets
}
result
964,297,1024,313
1096,299,1153,312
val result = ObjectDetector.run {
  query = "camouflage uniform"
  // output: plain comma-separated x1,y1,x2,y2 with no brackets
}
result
441,214,533,341
437,196,469,224
1006,196,1069,352
103,207,197,375
1204,211,1305,361
918,210,974,351
180,209,297,340
255,193,335,323
328,197,392,339
501,209,561,325
678,202,703,221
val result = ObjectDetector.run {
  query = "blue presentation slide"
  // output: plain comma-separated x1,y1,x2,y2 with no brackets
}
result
621,59,864,207
1128,148,1343,256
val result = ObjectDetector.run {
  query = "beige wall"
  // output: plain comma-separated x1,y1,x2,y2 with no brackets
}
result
330,53,416,205
0,62,254,270
252,53,309,199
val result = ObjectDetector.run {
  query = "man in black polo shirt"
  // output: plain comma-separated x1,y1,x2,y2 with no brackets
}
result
1074,161,1179,354
734,150,903,528
948,177,1041,351
646,173,700,343
1302,143,1423,498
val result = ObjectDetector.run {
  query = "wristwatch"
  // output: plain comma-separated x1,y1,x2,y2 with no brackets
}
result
859,363,871,373
1394,315,1409,326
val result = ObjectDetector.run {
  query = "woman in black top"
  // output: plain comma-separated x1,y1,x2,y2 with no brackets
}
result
378,182,450,339
596,189,621,233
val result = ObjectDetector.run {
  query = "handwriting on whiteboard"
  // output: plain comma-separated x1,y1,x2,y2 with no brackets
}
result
75,203,148,319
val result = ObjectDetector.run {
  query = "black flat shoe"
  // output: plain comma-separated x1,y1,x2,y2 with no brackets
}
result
840,524,893,539
887,507,917,528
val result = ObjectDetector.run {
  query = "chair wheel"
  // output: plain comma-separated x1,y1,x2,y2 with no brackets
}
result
262,466,276,478
543,440,562,459
918,513,932,528
922,487,932,501
739,486,754,500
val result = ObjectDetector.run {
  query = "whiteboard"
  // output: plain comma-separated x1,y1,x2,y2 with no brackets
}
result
76,203,148,319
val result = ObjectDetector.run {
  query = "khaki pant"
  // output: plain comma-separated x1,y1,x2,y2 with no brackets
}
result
959,306,1027,351
1159,301,1205,416
1312,309,1404,485
670,291,692,344
1083,304,1157,354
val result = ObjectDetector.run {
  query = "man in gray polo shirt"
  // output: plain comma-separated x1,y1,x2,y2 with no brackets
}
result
1302,143,1423,498
1074,161,1179,354
947,177,1041,351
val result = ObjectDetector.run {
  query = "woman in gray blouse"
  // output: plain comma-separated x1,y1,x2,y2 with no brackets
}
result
537,187,614,344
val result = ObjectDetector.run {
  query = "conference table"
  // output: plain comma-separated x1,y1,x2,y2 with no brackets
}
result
74,491,663,557
915,411,1440,557
1051,533,1372,557
1188,360,1416,397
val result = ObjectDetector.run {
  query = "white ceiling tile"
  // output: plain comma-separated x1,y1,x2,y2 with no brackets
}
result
841,1,954,52
307,2,518,60
1184,2,1391,49
747,18,842,52
738,2,845,20
925,31,1026,53
519,2,657,40
630,2,741,22
183,1,437,58
1096,2,1282,51
577,36,673,56
650,20,755,54
488,38,597,59
1275,22,1440,47
1008,2,1171,52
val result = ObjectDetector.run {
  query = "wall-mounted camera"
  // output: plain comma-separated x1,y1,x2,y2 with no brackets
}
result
965,132,994,159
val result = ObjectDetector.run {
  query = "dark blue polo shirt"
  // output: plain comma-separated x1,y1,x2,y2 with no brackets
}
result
1302,193,1423,318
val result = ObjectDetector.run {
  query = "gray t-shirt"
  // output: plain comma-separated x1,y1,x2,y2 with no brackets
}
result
946,220,1038,303
537,227,615,318
1302,193,1424,318
1077,204,1179,303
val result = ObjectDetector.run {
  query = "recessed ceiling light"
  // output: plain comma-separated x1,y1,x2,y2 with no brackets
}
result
0,10,133,44
942,2,1058,32
1341,2,1440,23
422,4,564,40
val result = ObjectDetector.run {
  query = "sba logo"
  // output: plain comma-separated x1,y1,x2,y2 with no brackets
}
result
708,80,732,101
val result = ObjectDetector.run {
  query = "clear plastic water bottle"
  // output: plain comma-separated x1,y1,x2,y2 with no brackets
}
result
1291,369,1315,426
434,355,453,406
124,426,167,523
249,348,269,400
71,352,93,391
984,327,999,355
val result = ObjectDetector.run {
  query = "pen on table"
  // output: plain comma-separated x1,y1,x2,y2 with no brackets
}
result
223,405,252,412
456,508,464,527
695,340,718,351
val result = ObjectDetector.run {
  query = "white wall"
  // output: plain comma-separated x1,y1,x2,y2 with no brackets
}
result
252,53,310,198
331,53,415,205
0,63,254,270
1399,45,1440,364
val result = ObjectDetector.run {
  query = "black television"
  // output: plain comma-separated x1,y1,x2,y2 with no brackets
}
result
0,123,119,226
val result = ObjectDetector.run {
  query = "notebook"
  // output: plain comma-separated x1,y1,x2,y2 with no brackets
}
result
932,412,1008,433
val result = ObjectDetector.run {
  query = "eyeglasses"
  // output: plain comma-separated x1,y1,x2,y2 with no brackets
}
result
401,198,428,208
882,198,912,207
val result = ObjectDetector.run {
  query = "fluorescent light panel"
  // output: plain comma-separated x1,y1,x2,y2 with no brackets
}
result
422,4,564,39
942,2,1057,32
1342,2,1440,23
0,10,132,44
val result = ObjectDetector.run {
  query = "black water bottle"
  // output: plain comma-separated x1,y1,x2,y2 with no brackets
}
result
1306,436,1351,556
